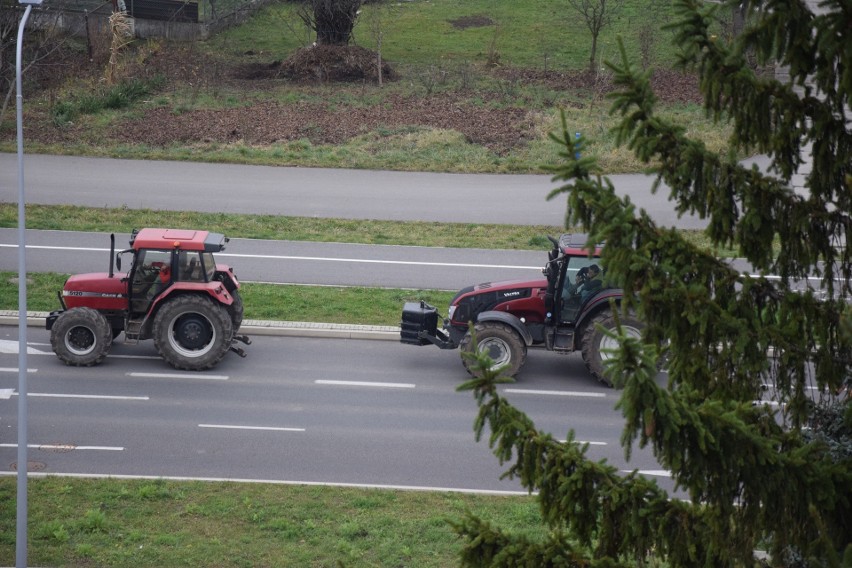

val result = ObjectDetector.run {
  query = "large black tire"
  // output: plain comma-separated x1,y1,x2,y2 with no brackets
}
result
227,289,244,332
153,295,233,371
50,307,113,367
459,321,527,378
581,309,643,387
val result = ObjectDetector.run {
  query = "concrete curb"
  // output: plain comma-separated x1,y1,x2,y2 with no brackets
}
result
0,311,401,342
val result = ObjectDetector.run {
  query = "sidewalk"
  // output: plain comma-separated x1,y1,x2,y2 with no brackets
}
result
0,311,400,342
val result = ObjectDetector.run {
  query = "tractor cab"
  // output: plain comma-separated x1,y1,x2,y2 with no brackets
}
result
119,228,227,316
544,233,613,325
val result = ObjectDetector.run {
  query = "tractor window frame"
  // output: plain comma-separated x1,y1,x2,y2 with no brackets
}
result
130,248,173,313
200,252,216,282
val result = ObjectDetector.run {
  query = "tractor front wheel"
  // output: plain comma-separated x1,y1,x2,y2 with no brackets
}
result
50,307,113,366
460,321,527,378
153,295,233,371
581,309,643,387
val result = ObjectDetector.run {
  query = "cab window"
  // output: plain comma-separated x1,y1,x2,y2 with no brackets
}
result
178,251,205,282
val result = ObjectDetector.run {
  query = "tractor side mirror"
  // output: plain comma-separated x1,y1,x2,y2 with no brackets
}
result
115,249,132,273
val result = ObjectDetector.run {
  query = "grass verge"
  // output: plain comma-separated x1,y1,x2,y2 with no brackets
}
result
0,476,542,567
0,203,736,256
0,272,455,326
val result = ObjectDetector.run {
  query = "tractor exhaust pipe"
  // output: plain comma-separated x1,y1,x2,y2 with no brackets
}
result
108,233,115,278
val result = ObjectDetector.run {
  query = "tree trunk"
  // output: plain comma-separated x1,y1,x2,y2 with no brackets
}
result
589,33,598,74
313,0,362,45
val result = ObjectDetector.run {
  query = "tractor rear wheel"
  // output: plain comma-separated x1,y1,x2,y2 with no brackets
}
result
581,309,643,387
460,321,527,378
153,295,233,371
50,307,113,366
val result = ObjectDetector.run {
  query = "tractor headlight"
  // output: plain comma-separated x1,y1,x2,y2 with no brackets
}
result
447,304,456,321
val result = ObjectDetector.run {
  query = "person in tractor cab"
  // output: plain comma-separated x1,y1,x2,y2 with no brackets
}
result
565,266,590,297
580,264,603,300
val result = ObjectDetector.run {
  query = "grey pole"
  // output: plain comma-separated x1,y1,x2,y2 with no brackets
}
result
15,0,42,565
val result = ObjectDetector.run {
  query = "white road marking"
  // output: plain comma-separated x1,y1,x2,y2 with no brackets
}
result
21,392,149,401
558,439,608,446
0,388,14,399
0,244,110,253
222,252,539,271
127,372,228,380
0,243,540,271
0,367,37,373
630,469,672,477
198,424,305,432
1,443,124,451
0,339,51,355
503,388,606,398
315,379,415,389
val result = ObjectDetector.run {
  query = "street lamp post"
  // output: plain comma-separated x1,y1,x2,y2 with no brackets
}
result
15,0,43,565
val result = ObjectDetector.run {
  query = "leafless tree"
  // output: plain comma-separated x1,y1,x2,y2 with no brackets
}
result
566,0,624,73
0,3,72,125
364,1,396,86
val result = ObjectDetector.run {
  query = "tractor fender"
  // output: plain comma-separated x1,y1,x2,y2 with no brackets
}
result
475,311,533,346
574,290,623,346
152,283,234,311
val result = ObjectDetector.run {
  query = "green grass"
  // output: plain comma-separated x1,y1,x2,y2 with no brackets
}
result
51,77,165,127
0,203,564,250
211,0,682,70
0,476,544,567
0,272,455,326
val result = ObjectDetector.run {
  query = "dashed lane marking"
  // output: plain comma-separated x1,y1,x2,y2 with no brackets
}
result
1,443,124,451
127,372,228,380
315,380,415,389
21,392,149,401
198,424,305,432
503,388,606,398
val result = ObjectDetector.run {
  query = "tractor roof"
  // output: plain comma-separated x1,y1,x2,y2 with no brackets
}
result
130,228,228,252
559,233,603,256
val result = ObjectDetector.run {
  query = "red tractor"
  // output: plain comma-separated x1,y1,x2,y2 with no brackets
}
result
46,228,250,371
400,233,643,386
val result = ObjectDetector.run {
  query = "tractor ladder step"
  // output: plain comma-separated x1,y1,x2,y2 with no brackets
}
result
123,320,144,344
551,329,575,353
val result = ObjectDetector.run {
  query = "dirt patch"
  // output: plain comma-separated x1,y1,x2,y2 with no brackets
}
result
106,93,534,154
232,44,397,84
7,41,703,154
448,15,495,29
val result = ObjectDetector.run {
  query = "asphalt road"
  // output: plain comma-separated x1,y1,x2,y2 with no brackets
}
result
0,326,674,494
0,228,546,291
0,153,704,493
0,152,710,229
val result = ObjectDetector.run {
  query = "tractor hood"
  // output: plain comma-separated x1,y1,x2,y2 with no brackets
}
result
449,277,549,326
470,277,547,293
62,272,128,310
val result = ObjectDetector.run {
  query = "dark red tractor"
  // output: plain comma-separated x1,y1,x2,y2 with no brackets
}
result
400,233,643,386
46,228,250,370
